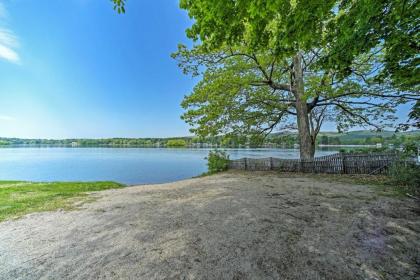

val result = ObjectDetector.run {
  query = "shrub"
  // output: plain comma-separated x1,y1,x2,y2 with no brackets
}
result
206,150,229,174
402,142,418,157
387,162,420,196
166,139,187,147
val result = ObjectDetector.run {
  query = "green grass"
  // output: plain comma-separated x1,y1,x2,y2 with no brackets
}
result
0,181,124,222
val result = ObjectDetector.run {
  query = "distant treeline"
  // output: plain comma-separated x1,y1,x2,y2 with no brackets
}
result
0,130,419,148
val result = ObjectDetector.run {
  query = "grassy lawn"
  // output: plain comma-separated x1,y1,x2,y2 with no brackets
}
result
0,181,124,222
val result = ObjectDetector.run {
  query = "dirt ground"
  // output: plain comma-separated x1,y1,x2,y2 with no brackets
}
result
0,171,419,280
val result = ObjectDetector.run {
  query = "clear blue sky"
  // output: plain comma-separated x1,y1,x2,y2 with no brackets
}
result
0,0,412,139
0,0,197,139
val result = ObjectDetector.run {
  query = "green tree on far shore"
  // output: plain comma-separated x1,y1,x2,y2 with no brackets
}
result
166,139,187,147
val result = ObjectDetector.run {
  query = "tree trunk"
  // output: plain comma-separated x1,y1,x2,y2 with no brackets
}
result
293,53,315,160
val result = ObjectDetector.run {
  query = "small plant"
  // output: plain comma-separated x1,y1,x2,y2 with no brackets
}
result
206,150,230,174
387,162,420,196
402,142,418,158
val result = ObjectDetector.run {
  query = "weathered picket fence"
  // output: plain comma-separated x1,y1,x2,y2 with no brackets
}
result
228,152,401,174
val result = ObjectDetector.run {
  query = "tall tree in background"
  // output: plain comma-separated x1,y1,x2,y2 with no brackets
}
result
173,0,419,159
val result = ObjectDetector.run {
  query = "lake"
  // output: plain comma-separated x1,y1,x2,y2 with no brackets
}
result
0,147,339,184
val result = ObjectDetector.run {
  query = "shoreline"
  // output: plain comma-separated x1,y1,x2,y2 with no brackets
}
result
0,144,386,149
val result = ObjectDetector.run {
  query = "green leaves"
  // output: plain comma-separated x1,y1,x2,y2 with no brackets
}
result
112,0,126,14
179,0,419,90
173,0,419,156
175,44,408,140
324,0,419,90
177,48,296,140
206,150,229,174
179,0,336,54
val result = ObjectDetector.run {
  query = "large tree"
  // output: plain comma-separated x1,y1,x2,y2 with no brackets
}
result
173,45,415,158
173,0,419,159
112,0,419,159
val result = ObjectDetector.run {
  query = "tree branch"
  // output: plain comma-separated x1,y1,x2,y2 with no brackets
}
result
333,103,381,128
307,96,320,111
318,91,420,103
249,80,293,92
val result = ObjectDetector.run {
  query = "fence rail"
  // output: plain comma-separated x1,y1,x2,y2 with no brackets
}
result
228,153,402,174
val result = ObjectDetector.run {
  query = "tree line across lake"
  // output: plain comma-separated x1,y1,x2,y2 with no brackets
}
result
1,130,418,149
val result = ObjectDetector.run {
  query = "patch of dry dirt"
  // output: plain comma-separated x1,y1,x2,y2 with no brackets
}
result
0,171,419,279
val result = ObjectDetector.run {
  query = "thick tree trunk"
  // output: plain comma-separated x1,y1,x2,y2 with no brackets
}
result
293,53,315,160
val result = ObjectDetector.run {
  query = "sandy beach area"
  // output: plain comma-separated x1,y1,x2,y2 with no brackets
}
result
0,171,418,279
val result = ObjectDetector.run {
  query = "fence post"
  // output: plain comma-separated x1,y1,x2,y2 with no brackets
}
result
341,153,347,174
244,158,247,170
269,157,273,170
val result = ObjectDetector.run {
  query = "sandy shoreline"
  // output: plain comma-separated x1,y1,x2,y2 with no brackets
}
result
0,171,419,279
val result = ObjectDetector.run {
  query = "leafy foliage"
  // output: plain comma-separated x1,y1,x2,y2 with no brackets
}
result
179,0,419,91
398,101,420,131
166,139,187,147
401,141,419,158
111,1,418,159
175,0,419,159
173,44,406,144
206,150,229,174
388,163,420,196
112,0,125,14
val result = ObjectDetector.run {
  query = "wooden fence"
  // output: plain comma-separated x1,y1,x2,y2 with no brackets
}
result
228,152,402,174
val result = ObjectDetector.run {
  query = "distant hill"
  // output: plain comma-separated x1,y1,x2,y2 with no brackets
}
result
272,130,419,138
266,130,420,146
318,130,420,138
273,130,420,137
314,130,420,145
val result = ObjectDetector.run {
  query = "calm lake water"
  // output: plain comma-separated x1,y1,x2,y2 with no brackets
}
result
0,147,339,184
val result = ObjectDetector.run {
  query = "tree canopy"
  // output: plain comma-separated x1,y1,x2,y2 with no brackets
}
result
179,0,419,91
173,44,413,154
111,0,419,159
174,0,419,159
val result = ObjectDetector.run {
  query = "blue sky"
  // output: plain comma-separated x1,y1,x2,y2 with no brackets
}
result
0,0,196,138
0,0,413,139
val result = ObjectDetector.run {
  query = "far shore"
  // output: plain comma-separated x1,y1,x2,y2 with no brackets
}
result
0,144,382,149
